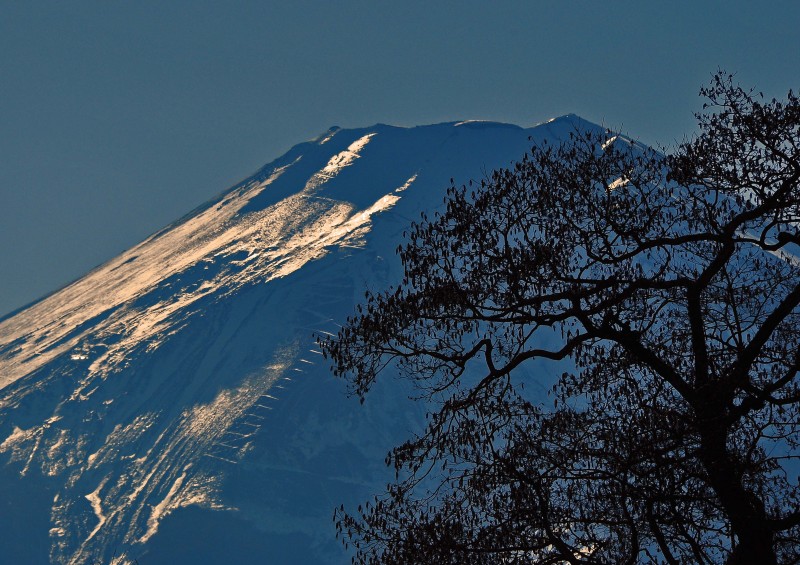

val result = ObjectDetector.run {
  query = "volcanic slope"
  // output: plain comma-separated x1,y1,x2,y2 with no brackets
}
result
0,116,600,564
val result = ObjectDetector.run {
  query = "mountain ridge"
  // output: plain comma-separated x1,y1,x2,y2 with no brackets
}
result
0,115,597,325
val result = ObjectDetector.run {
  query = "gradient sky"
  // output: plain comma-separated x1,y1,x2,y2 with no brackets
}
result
1,1,799,317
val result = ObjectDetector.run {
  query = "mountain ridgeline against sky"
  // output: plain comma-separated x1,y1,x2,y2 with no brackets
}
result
0,117,603,564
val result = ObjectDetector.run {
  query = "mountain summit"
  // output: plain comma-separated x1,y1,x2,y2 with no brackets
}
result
0,117,601,564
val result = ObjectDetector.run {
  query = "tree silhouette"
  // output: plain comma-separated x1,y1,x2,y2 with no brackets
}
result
321,73,800,564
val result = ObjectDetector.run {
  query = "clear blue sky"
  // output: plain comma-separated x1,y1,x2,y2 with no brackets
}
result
1,1,798,317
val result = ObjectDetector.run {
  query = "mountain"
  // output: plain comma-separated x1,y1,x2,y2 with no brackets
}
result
0,116,602,564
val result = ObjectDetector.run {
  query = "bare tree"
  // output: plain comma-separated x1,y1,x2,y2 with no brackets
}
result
321,73,800,564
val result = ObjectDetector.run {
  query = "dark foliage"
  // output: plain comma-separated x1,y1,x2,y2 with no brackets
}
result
321,73,800,564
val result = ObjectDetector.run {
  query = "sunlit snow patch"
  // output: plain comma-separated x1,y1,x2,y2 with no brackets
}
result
607,177,629,192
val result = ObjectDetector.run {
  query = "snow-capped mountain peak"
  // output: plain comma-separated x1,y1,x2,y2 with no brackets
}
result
0,118,603,564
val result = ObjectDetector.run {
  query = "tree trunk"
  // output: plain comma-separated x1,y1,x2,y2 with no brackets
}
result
698,419,777,565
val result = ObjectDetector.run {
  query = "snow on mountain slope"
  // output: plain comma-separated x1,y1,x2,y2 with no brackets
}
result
0,116,602,564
